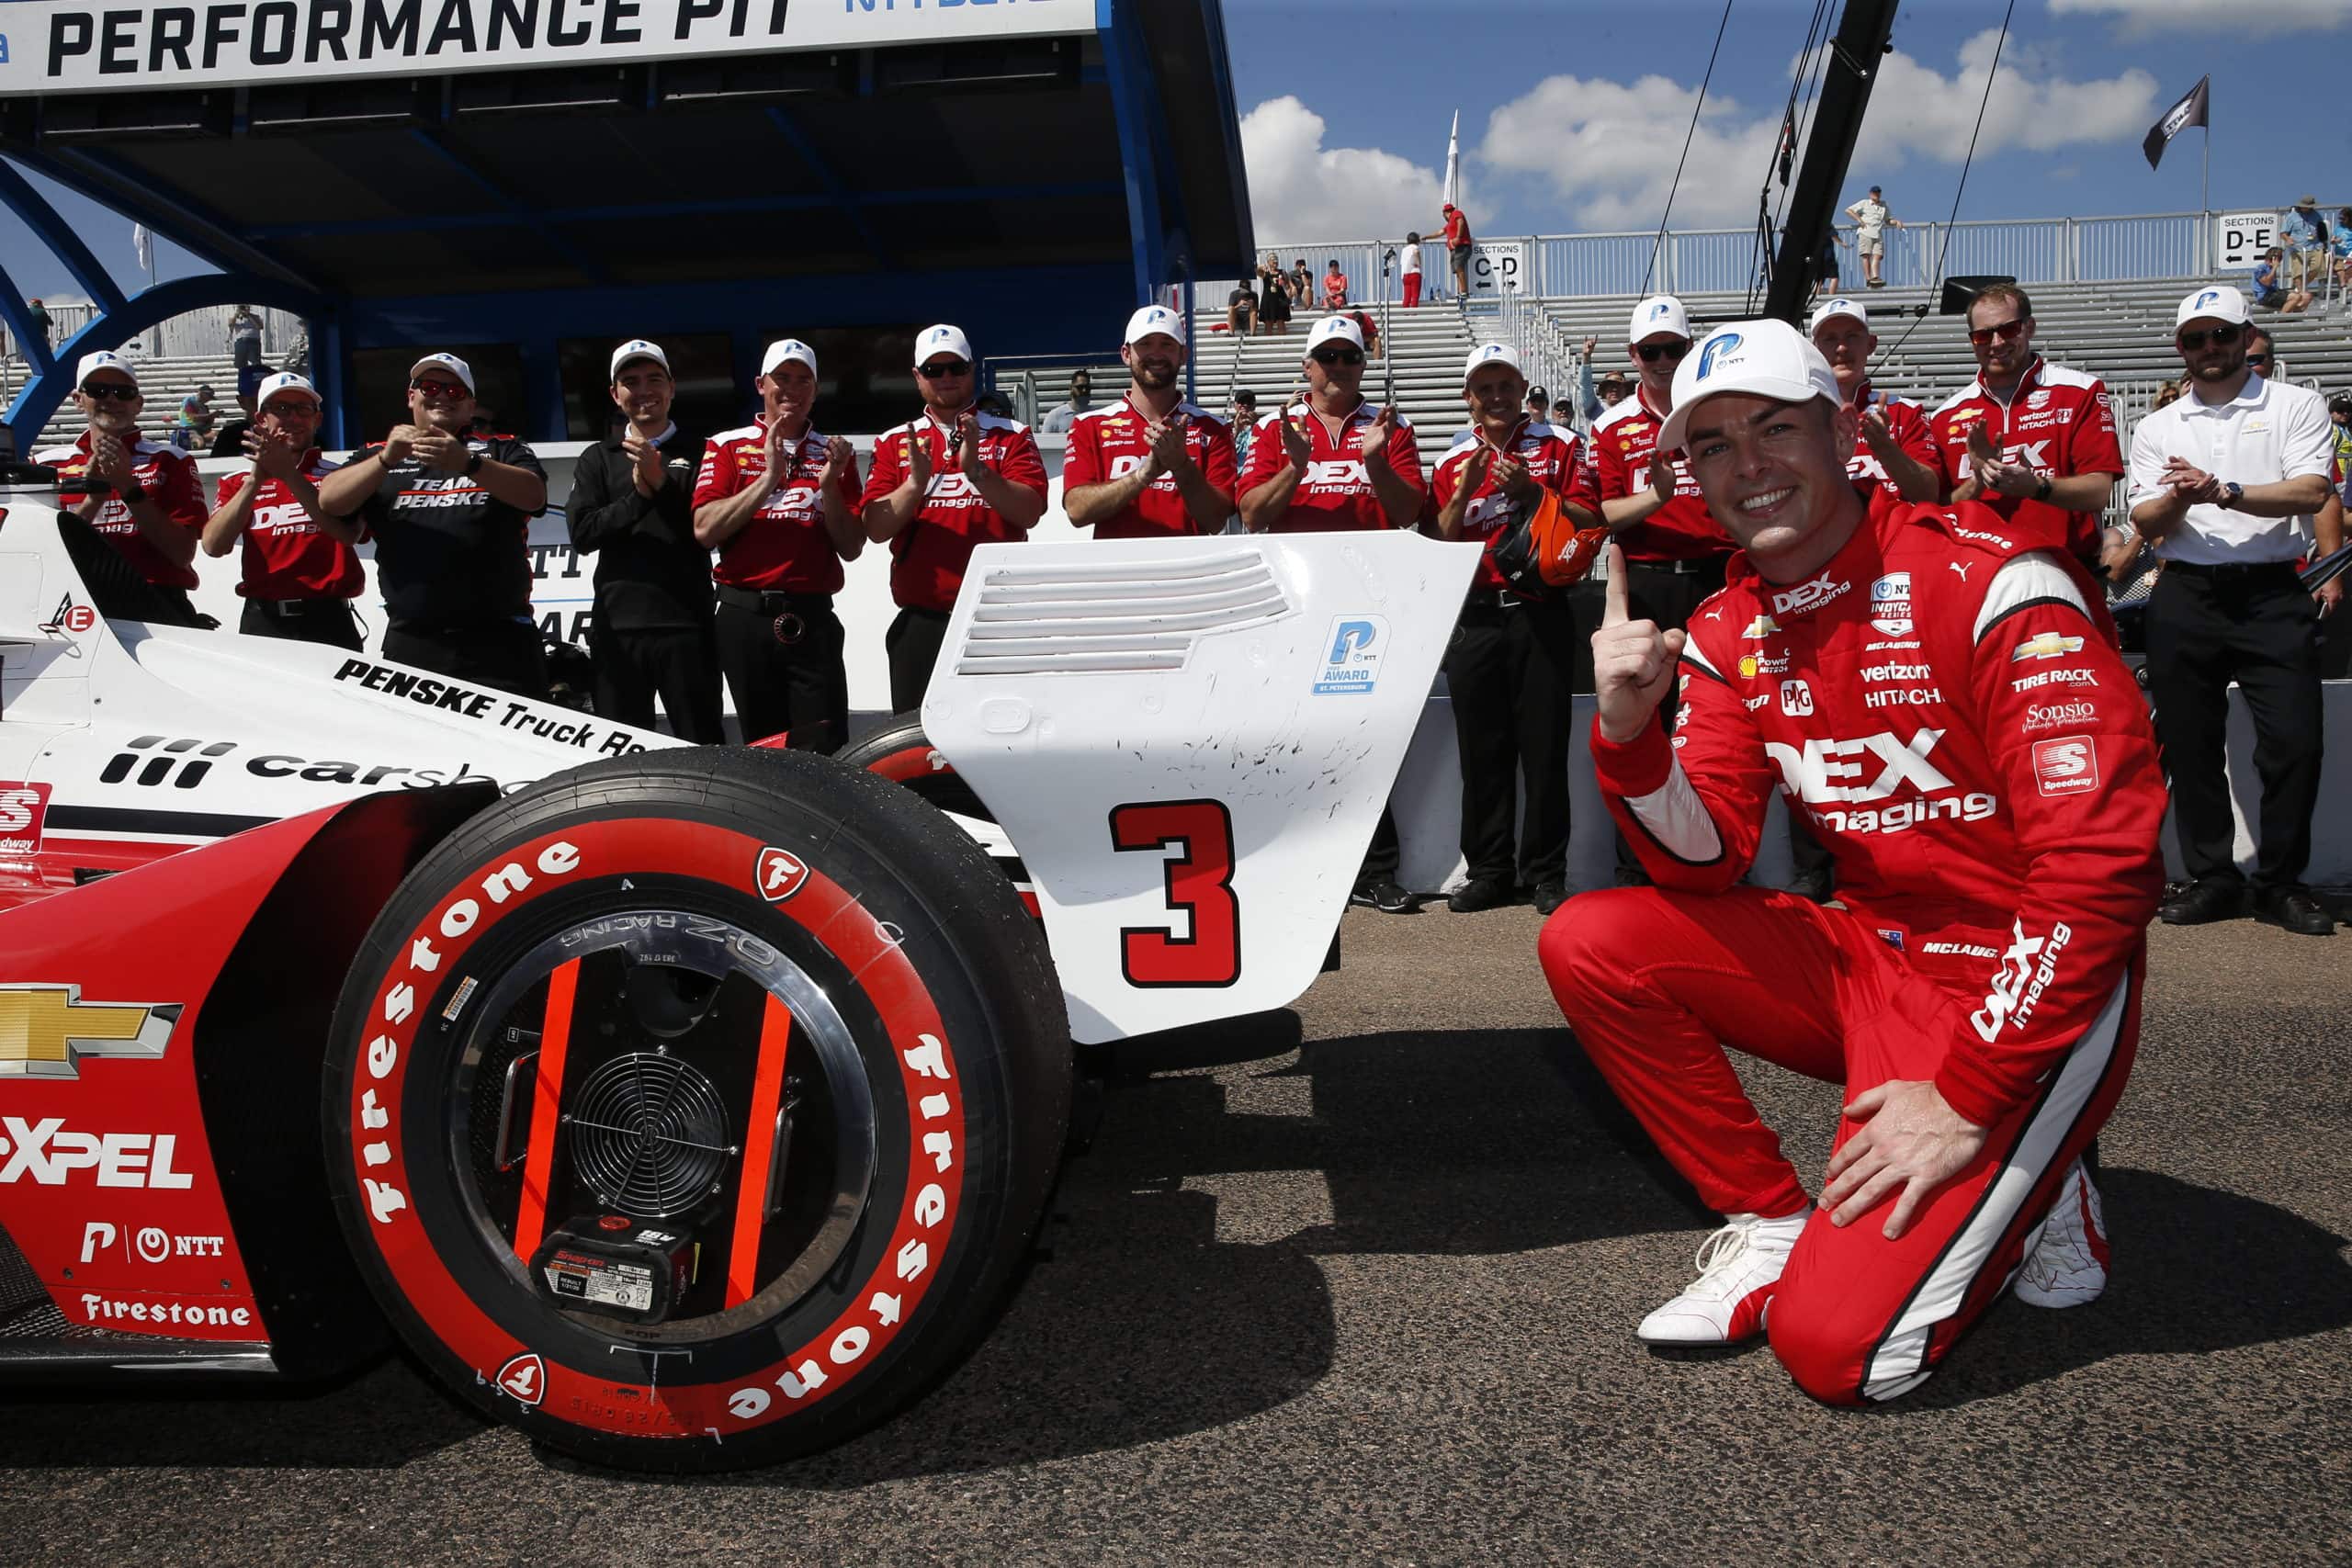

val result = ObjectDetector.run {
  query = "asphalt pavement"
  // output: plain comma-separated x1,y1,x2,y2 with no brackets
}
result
6,898,2351,1565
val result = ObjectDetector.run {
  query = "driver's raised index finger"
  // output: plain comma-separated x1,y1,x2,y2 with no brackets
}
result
1601,544,1631,626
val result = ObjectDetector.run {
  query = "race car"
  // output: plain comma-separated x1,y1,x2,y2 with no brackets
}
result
0,479,1475,1472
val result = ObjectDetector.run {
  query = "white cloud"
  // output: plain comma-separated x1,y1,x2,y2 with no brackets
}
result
2049,0,2348,38
1854,28,2158,167
1238,96,1470,250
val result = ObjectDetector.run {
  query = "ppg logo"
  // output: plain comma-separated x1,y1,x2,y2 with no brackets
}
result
1314,615,1389,695
1695,333,1744,379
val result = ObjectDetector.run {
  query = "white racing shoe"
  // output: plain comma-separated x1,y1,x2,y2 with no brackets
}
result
2013,1156,2109,1308
1637,1208,1811,1346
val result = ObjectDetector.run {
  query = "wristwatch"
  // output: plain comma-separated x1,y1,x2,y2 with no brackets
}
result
2031,474,2052,503
2221,479,2244,508
465,450,485,477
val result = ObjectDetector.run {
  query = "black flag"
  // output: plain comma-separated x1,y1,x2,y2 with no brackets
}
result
2143,75,2210,170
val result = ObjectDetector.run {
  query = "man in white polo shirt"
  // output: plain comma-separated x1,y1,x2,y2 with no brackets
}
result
2131,285,2341,936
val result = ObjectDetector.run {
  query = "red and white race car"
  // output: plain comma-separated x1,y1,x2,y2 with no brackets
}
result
0,482,1472,1472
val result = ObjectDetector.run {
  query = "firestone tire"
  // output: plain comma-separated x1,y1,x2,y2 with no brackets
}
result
837,711,990,822
321,746,1069,1472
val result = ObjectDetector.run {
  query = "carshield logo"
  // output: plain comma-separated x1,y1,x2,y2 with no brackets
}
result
1695,333,1744,379
1313,615,1389,695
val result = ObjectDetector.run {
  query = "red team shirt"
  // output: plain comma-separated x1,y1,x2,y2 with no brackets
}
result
1844,385,1938,500
1929,358,2123,562
1236,399,1423,532
1430,417,1600,591
1589,392,1735,562
1062,397,1238,539
861,410,1049,613
693,419,865,595
211,450,364,599
36,429,206,589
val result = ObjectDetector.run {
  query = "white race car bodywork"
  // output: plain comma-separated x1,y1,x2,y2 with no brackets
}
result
2,499,1478,1041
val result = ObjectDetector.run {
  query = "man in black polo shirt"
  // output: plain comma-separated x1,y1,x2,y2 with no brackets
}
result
319,351,550,699
564,339,721,741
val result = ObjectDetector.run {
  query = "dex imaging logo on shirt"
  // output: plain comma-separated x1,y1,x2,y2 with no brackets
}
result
1313,615,1388,695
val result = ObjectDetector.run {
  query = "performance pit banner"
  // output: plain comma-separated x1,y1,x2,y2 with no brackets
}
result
0,0,1095,96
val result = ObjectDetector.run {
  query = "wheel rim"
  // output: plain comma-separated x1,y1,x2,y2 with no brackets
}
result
444,907,880,1344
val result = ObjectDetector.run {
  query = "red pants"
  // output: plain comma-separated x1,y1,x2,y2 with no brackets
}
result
1402,273,1421,308
1540,886,2138,1404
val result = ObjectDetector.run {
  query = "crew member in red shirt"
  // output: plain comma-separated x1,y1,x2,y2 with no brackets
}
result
1238,314,1426,912
1063,305,1237,539
36,350,208,621
1545,318,2163,1404
198,371,365,650
693,337,865,750
1929,283,2124,567
1430,341,1603,917
1808,297,1939,503
862,324,1050,714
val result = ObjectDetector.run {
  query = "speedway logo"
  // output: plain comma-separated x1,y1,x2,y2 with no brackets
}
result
1870,572,1913,637
1313,615,1388,695
2031,736,2100,797
0,1119,195,1188
0,781,49,854
1972,919,2073,1042
1770,574,1849,616
0,985,179,1079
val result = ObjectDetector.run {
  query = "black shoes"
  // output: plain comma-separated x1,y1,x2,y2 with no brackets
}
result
2158,878,2247,926
1446,876,1516,914
1351,878,1417,915
1532,881,1570,917
2256,888,2335,936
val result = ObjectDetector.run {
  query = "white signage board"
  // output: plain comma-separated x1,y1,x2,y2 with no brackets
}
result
0,0,1096,97
1467,242,1525,295
2217,213,2278,271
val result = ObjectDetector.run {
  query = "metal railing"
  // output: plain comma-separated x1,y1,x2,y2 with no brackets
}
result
2,301,306,365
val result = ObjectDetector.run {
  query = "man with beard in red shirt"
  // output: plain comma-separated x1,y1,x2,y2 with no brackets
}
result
1063,305,1236,539
1808,297,1939,504
37,350,208,621
200,371,366,650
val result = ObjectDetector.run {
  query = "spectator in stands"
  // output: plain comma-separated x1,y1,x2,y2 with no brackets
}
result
209,365,270,458
1237,314,1424,912
1563,336,1607,430
2153,378,2185,412
2132,285,2339,936
317,352,552,699
2333,208,2352,291
1229,389,1259,469
566,339,722,744
1346,306,1382,363
863,324,1049,713
1323,259,1349,310
25,298,50,350
2331,392,2352,505
1525,385,1550,425
1065,304,1236,541
1808,296,1939,502
1041,368,1095,434
228,305,264,368
2252,246,2307,313
1257,253,1287,308
1843,185,1902,288
976,390,1018,420
1227,281,1258,336
1292,259,1313,309
1815,229,1847,296
36,350,208,621
200,371,365,651
1596,368,1633,410
173,384,217,452
1430,341,1604,918
2244,323,2281,381
1929,283,2124,570
1400,232,1424,308
1441,204,1474,297
693,337,864,751
2280,197,2329,295
1259,259,1293,336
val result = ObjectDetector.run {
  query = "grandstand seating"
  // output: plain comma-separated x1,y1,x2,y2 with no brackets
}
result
8,354,254,455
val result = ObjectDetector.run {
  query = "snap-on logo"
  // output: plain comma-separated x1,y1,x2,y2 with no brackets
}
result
755,847,809,903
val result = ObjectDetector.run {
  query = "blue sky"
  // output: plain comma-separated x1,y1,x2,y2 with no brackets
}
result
5,0,2348,303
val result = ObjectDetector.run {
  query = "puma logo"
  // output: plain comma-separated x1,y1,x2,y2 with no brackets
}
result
1950,561,1973,582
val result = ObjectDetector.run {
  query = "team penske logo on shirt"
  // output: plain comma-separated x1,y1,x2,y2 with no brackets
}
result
2012,631,2086,661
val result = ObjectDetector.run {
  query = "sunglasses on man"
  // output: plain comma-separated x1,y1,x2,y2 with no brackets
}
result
409,378,469,398
1310,347,1364,367
79,382,139,401
2245,352,2273,370
2176,324,2242,352
1634,340,1689,365
917,358,972,378
1967,318,2030,347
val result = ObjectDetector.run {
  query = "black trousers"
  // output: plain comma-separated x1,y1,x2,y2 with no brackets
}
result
716,598,847,752
886,607,953,716
383,618,550,702
2143,561,2324,893
1447,595,1580,886
595,620,725,744
239,597,362,651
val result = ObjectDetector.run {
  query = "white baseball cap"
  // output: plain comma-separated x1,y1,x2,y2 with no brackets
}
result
254,371,319,409
1123,304,1186,346
408,352,475,393
610,338,670,380
1305,314,1366,354
760,338,818,378
1807,296,1870,334
1656,319,1842,454
1461,341,1523,385
2175,285,2250,330
74,350,138,391
913,323,975,368
1630,295,1691,344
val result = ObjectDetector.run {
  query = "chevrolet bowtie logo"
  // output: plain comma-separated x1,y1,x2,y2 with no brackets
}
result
0,986,181,1079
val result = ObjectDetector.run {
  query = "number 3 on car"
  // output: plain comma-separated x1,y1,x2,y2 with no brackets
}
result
1110,799,1240,987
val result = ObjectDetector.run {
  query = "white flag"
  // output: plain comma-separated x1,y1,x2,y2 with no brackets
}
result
1442,110,1461,210
130,223,153,273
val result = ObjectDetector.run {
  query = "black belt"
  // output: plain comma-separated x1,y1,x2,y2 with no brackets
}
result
1625,557,1721,575
716,583,834,615
897,605,952,622
247,596,352,618
2162,558,2301,581
1463,588,1507,611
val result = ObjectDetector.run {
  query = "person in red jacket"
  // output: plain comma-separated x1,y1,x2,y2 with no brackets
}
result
199,371,366,649
36,350,208,622
1062,305,1237,539
1807,296,1939,503
862,324,1049,714
1542,318,2165,1405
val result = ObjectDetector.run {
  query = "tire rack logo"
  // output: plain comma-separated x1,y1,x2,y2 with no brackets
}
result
1870,571,1913,637
756,846,809,903
495,1352,547,1407
1314,615,1387,694
2031,735,2101,796
0,781,50,855
0,985,180,1078
99,736,236,789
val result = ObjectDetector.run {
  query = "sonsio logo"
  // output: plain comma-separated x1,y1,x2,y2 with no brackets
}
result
1695,333,1744,378
0,986,179,1079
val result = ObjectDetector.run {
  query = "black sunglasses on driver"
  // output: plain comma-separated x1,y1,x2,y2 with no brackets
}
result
2177,324,2242,352
1310,347,1364,367
79,382,139,401
917,358,973,378
1634,340,1689,364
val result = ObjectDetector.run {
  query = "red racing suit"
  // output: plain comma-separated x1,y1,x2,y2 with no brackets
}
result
1589,391,1734,563
211,451,365,599
1929,357,2123,562
1061,396,1238,539
1429,417,1598,591
1844,384,1937,502
36,429,207,589
1541,497,2164,1404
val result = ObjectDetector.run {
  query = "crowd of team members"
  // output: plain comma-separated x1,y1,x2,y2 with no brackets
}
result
37,281,2334,919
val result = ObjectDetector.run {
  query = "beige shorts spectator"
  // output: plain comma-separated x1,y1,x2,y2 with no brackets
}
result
1857,230,1885,258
